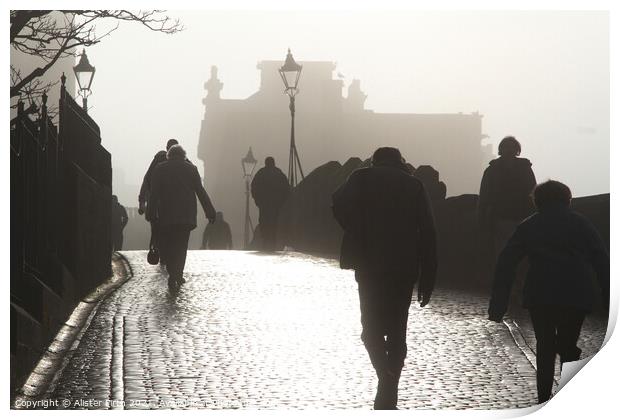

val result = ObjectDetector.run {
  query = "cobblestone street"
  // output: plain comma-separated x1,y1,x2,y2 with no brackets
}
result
47,251,604,409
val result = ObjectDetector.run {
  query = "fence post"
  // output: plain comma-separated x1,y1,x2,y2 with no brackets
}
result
58,75,66,265
39,92,48,260
59,73,66,153
16,101,25,274
16,101,24,155
40,92,48,149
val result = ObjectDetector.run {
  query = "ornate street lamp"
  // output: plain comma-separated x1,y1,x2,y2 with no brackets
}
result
73,49,96,112
242,147,258,249
278,48,304,187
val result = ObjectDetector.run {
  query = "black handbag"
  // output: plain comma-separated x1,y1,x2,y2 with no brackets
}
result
147,246,159,265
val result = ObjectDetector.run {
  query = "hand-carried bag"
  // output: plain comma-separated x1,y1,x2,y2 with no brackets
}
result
147,246,159,265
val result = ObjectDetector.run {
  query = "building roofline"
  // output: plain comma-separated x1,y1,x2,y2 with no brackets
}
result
257,60,337,69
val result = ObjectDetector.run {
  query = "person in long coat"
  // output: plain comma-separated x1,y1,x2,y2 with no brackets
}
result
138,138,179,258
148,145,216,289
488,180,609,404
251,157,290,251
478,136,537,259
332,147,437,410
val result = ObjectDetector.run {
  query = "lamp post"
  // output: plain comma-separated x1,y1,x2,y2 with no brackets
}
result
278,48,304,187
242,147,258,249
73,49,96,112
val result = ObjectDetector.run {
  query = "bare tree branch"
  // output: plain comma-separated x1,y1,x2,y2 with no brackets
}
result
11,35,71,97
10,10,51,43
10,10,183,99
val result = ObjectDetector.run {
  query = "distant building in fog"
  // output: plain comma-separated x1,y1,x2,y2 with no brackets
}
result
198,60,491,248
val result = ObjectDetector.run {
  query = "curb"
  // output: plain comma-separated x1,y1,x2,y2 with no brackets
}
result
11,253,133,409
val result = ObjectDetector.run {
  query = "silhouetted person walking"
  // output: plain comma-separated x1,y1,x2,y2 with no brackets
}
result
201,211,233,250
139,139,179,260
148,145,216,290
488,180,609,404
478,136,537,259
332,147,437,410
111,195,128,251
251,157,290,251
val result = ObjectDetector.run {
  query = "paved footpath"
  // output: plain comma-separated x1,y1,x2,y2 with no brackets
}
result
46,251,604,410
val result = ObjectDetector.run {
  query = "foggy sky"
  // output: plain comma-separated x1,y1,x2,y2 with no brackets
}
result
82,10,609,204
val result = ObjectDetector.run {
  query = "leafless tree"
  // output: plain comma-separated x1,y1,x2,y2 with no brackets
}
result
10,10,183,103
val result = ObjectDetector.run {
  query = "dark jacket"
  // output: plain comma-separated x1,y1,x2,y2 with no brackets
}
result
251,166,290,211
489,206,609,319
139,150,167,206
478,156,537,226
139,151,193,211
332,165,437,291
148,158,216,229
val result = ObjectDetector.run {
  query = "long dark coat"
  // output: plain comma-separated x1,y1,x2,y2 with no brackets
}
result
139,150,167,207
478,156,537,226
148,158,216,229
251,166,290,213
332,165,438,292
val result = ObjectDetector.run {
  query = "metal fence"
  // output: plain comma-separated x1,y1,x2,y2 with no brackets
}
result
11,77,112,383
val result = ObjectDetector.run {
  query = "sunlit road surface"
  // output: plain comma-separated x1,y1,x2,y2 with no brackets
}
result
51,250,542,409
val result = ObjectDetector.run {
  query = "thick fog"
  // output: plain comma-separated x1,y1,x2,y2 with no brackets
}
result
81,10,608,206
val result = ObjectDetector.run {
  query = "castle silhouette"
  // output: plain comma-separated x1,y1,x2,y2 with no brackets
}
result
198,61,491,247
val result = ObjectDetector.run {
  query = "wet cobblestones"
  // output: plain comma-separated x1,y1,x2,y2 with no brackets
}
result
48,250,602,409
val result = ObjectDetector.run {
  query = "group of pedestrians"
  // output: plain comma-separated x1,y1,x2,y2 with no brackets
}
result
134,135,608,410
136,140,292,292
333,139,609,409
138,139,216,290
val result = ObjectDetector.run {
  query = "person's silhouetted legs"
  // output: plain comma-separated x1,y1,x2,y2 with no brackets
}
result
385,304,409,372
358,276,388,371
258,210,278,251
160,225,191,288
530,310,556,404
530,305,586,403
158,229,171,271
382,285,410,409
151,221,167,265
557,309,585,366
357,272,412,409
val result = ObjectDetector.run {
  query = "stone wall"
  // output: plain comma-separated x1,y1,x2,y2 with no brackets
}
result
278,159,610,293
